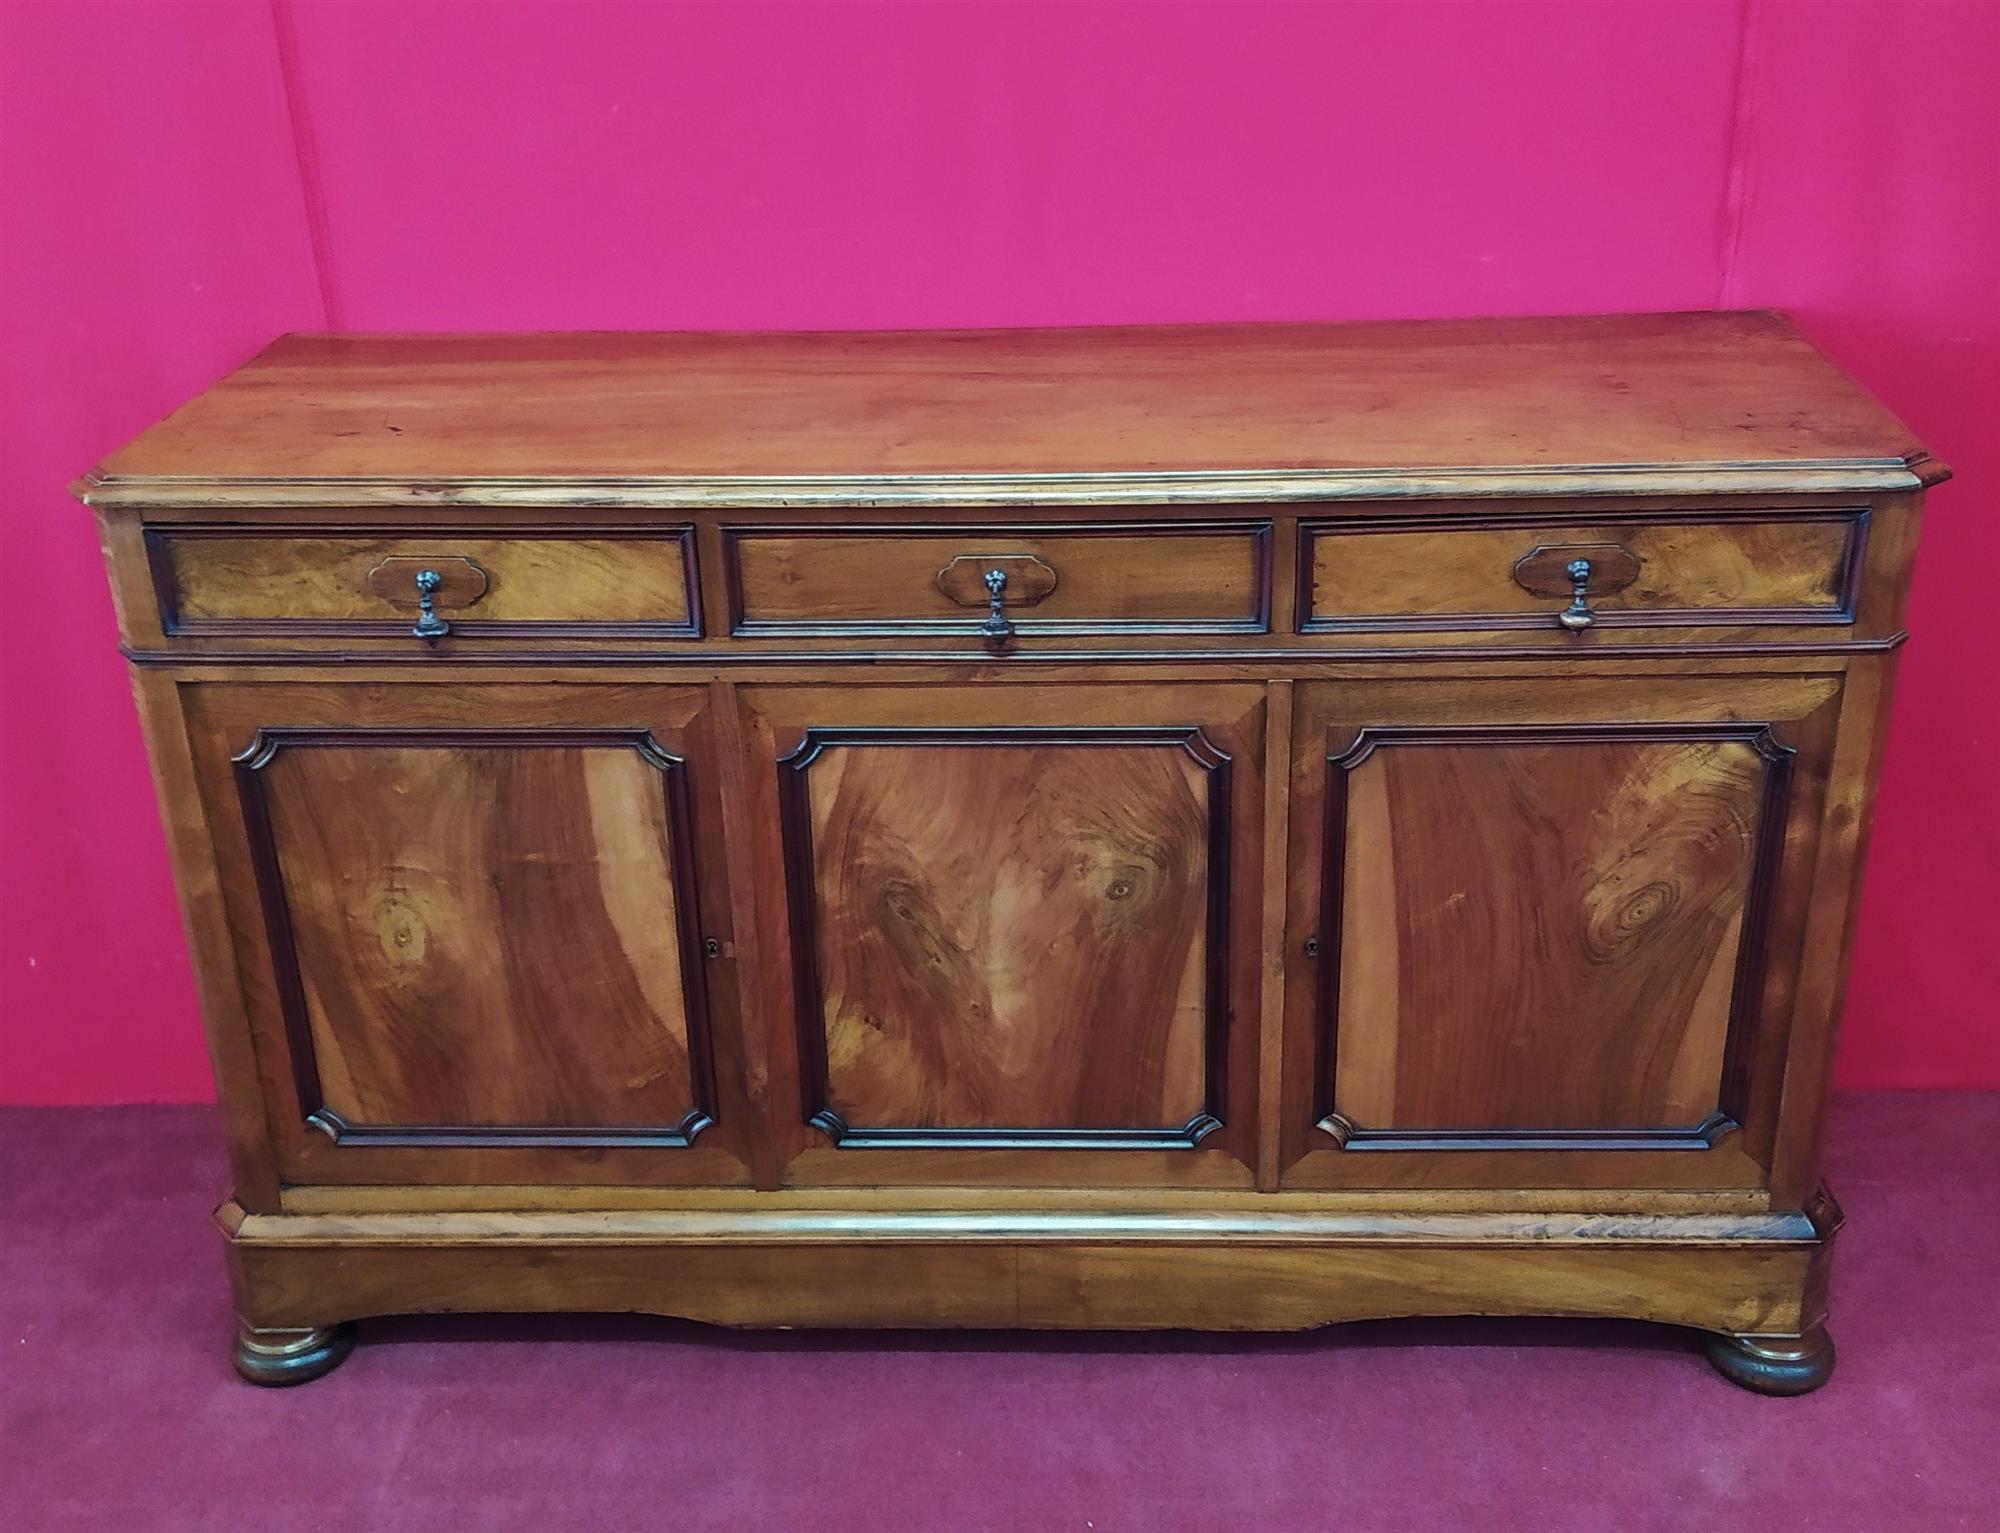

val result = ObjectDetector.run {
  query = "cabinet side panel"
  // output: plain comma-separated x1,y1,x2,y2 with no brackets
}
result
125,670,283,1207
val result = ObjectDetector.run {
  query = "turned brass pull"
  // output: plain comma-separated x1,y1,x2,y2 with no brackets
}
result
1558,558,1594,632
412,568,449,640
980,568,1013,650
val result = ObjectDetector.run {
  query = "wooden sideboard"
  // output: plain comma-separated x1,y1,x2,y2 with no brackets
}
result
78,314,1941,1392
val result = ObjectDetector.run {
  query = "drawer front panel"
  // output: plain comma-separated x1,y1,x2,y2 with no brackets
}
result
1300,513,1864,632
151,527,699,637
726,521,1271,635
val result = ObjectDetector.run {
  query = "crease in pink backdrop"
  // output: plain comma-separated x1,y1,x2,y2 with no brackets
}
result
2,0,1995,1102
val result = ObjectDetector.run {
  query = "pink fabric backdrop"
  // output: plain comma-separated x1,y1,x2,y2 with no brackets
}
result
3,0,1995,1102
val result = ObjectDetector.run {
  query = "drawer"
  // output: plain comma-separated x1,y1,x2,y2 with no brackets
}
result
1299,512,1866,633
147,526,700,638
724,521,1271,636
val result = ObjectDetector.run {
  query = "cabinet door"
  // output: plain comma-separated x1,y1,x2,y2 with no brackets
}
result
182,681,753,1187
1281,670,1843,1190
737,683,1265,1187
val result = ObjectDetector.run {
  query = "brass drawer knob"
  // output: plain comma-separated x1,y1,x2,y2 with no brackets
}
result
1559,558,1595,631
980,567,1014,650
412,568,450,640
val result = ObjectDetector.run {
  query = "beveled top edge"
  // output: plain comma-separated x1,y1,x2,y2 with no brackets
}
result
72,457,1937,512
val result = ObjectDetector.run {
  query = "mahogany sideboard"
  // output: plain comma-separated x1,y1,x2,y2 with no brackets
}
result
78,314,1941,1392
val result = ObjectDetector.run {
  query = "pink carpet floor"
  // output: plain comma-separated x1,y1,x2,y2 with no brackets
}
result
3,1091,1996,1531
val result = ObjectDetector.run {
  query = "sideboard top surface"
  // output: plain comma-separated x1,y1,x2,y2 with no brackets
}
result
79,311,1941,507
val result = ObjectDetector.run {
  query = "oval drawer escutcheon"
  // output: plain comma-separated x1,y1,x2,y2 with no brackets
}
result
364,554,490,613
935,552,1059,609
1511,542,1641,600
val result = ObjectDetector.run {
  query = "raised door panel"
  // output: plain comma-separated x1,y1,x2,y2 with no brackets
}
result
740,685,1264,1187
791,731,1223,1144
1281,672,1842,1190
182,682,753,1188
243,732,709,1141
1327,725,1782,1141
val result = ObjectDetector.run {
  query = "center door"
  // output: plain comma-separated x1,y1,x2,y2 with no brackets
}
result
736,683,1265,1188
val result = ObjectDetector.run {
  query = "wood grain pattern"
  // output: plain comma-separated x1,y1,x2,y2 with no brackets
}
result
1322,725,1788,1145
727,523,1268,633
781,730,1225,1144
84,314,1932,490
154,527,697,633
1303,513,1862,630
238,730,712,1143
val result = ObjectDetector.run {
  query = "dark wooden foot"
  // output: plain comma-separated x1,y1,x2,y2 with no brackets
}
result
232,1322,354,1386
1703,1324,1834,1395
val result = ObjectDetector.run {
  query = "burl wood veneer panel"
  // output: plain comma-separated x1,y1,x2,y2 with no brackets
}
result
784,734,1224,1142
243,734,707,1139
1326,727,1786,1142
154,529,696,633
727,523,1268,632
1303,515,1862,629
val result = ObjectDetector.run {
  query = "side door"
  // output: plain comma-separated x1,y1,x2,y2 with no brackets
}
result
181,678,754,1189
1280,666,1844,1191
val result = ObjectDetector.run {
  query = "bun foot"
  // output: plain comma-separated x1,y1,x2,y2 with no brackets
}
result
1703,1325,1835,1395
232,1322,354,1386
